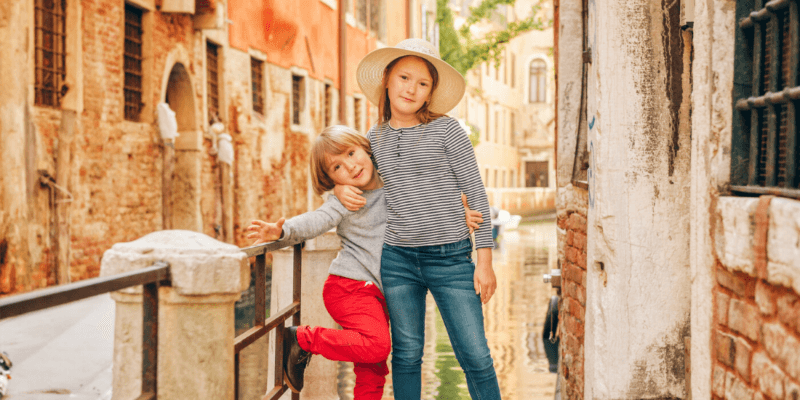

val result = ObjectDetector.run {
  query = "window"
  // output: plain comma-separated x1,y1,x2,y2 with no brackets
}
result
124,5,144,120
251,58,264,114
503,52,508,85
732,0,800,197
369,0,385,41
34,0,67,108
292,75,304,125
529,59,547,103
354,97,362,133
511,170,516,188
494,170,498,188
511,53,516,88
324,83,332,126
526,161,549,187
357,0,367,26
207,42,220,122
494,110,499,143
485,103,491,142
501,171,506,187
510,112,516,146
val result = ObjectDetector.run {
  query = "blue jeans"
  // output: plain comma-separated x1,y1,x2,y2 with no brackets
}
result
381,239,501,400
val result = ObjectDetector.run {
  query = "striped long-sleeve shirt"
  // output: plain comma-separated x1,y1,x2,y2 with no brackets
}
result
367,116,494,249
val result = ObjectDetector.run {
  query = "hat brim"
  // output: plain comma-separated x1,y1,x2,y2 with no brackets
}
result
356,47,466,115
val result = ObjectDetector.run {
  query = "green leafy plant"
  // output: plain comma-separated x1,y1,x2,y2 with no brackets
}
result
437,0,551,76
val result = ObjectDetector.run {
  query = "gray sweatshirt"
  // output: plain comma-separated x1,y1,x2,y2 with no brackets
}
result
279,188,386,292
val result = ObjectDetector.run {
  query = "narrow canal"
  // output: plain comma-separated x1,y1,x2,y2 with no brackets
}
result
336,220,559,400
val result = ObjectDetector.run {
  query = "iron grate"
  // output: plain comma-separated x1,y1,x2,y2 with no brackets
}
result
124,5,144,121
34,0,67,108
734,0,800,197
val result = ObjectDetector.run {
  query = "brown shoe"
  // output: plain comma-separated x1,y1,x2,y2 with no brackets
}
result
283,326,312,393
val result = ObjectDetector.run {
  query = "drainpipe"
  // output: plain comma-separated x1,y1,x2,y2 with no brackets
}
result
553,0,559,184
55,111,76,284
339,0,347,124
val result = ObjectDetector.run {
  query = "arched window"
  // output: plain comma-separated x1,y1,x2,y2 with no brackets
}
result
529,59,547,103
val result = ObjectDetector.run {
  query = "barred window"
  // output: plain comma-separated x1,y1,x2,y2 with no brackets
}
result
34,0,67,108
733,0,800,198
292,75,304,125
124,5,144,121
251,58,264,114
207,42,220,122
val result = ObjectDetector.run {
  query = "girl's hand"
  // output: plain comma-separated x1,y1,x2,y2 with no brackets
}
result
462,194,483,234
474,248,496,304
334,184,366,211
246,218,285,245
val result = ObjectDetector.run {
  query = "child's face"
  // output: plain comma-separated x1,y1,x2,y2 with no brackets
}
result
325,145,379,190
385,56,433,122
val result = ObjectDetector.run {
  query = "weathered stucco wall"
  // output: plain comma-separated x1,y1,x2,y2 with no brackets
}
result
584,0,692,397
690,0,737,398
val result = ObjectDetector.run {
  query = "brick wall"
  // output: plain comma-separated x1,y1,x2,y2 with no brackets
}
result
712,265,800,399
559,209,586,400
712,196,800,399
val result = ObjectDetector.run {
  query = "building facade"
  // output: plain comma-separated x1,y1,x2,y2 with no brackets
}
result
556,0,800,398
451,0,556,216
0,0,415,295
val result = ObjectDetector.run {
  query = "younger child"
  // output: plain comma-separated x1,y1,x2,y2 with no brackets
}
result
246,125,482,399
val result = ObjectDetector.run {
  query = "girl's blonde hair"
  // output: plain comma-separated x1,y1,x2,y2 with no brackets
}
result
309,125,372,195
378,56,444,125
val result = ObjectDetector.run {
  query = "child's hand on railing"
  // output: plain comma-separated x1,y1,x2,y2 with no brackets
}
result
246,218,286,245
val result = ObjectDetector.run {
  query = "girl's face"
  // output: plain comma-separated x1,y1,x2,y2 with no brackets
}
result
325,145,379,191
385,56,433,123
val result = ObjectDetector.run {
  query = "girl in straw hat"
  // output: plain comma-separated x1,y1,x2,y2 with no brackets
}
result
335,38,501,400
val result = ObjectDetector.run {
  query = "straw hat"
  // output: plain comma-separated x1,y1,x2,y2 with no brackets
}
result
356,38,466,115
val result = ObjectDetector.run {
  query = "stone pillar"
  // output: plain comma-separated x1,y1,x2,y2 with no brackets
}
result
267,232,341,400
101,230,250,400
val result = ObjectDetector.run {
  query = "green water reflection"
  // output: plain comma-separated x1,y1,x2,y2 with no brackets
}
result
430,308,471,400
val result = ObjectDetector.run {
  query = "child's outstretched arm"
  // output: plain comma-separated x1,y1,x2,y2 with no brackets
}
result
246,218,286,245
334,184,366,211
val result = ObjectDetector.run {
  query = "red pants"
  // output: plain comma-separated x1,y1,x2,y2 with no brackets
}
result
297,275,390,400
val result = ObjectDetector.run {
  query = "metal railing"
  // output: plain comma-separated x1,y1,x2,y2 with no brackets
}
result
0,261,171,400
235,241,304,400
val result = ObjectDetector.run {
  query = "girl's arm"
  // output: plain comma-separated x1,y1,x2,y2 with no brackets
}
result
444,119,497,303
248,200,347,246
474,248,496,304
246,218,286,245
333,184,366,211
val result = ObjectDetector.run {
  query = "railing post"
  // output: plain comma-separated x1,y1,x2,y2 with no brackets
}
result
101,230,249,400
267,232,341,400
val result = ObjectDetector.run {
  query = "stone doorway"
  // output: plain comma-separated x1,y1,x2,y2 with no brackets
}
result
165,63,202,231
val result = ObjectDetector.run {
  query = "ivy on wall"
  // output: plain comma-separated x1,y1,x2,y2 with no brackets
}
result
437,0,551,76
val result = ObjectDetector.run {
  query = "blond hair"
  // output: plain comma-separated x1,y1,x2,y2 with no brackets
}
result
378,56,444,125
309,125,373,195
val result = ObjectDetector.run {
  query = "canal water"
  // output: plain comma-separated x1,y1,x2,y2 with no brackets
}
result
335,220,559,400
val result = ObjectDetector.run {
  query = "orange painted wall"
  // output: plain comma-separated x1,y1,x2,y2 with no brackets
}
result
229,0,410,95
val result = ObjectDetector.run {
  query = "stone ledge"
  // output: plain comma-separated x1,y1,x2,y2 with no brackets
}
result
100,230,249,296
715,196,800,294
